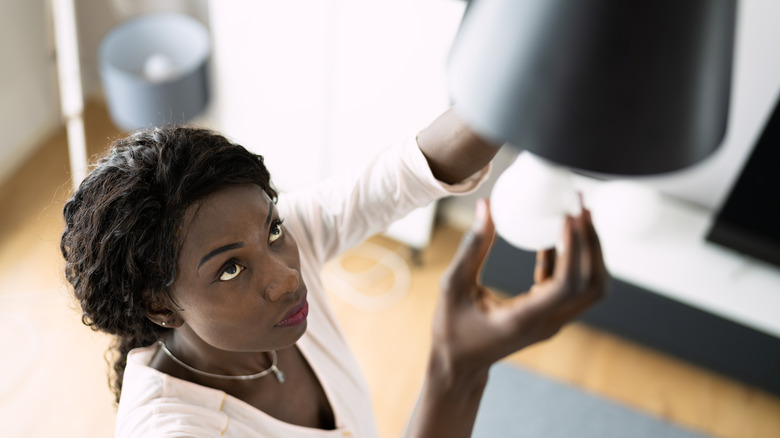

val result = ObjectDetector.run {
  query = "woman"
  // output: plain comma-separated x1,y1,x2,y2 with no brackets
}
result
61,108,607,437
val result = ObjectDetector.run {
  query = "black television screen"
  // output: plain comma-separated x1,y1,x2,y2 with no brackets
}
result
707,95,780,268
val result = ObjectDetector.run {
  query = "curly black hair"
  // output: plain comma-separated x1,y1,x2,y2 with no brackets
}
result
60,126,277,403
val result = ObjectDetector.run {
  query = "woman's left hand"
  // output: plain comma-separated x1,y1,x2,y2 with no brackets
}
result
431,197,608,374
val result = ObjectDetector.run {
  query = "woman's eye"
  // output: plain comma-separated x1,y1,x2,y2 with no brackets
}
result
219,263,244,281
269,221,284,244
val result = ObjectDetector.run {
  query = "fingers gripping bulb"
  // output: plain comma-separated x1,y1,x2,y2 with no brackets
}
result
490,151,578,251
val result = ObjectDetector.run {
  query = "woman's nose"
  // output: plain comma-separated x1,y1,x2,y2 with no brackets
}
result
265,263,299,302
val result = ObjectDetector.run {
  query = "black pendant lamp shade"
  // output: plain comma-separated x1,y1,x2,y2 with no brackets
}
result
448,0,738,175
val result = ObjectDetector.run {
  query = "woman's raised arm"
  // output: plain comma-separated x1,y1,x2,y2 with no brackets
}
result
416,108,502,185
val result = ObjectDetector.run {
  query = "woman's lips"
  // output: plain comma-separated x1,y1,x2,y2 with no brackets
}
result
276,299,308,327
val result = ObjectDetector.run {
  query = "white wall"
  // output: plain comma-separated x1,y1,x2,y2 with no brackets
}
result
206,0,465,193
0,0,59,182
205,0,467,248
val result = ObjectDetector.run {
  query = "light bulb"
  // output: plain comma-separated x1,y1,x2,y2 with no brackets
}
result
490,151,577,251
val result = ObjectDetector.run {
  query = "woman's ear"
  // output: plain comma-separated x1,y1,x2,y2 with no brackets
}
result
142,290,184,329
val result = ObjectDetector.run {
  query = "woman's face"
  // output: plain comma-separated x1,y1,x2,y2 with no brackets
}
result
170,183,308,352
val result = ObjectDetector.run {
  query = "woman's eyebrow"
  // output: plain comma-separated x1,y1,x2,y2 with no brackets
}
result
198,242,245,270
264,202,274,228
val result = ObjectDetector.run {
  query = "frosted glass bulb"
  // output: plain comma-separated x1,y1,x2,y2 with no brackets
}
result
143,53,179,83
490,151,577,251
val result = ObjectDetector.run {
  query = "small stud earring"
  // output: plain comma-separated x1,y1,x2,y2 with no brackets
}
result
161,321,167,326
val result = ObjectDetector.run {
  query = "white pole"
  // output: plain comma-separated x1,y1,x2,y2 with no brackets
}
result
51,0,89,191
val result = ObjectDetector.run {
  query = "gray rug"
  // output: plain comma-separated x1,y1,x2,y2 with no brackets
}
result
473,363,711,438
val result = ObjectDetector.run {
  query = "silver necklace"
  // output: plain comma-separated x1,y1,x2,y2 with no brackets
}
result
157,340,285,383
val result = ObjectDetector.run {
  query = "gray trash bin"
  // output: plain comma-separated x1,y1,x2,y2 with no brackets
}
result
99,13,211,131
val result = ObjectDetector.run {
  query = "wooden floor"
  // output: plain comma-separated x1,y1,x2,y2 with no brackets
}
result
1,100,779,437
